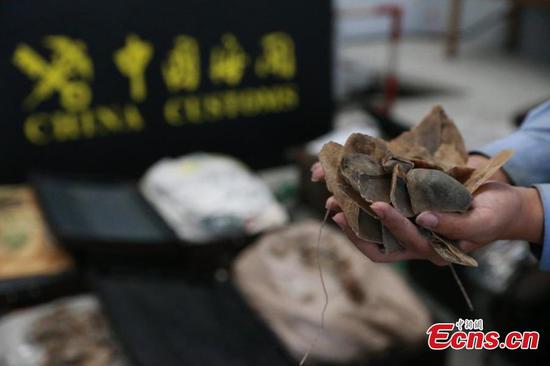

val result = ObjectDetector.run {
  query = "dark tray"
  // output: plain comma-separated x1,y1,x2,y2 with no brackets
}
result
91,269,295,366
31,173,254,271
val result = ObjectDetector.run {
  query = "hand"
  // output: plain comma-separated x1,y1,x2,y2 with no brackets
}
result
310,157,544,265
331,182,543,265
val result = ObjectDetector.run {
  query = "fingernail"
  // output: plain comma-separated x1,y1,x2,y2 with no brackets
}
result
416,212,438,229
332,214,345,229
370,203,385,220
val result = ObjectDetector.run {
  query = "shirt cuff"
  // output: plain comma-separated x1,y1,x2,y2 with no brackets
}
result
534,184,550,271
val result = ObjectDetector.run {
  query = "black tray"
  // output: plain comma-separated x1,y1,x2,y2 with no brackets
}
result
31,173,253,271
91,269,295,366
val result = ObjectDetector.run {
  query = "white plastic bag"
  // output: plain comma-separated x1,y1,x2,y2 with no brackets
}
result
140,153,288,243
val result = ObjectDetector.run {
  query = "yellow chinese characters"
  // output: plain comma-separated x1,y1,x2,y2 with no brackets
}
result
12,36,94,112
209,34,249,86
255,32,296,79
114,34,154,102
163,35,201,92
13,31,301,144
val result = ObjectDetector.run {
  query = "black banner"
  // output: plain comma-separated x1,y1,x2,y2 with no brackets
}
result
0,0,332,181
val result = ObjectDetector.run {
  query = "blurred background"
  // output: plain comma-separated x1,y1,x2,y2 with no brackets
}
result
0,1,549,365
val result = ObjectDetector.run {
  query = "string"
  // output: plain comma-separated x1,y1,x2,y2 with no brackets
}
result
299,209,331,366
449,263,474,312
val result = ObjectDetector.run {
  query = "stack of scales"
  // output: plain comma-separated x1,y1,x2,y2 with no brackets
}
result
319,106,513,268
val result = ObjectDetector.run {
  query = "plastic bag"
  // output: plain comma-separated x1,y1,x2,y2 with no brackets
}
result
140,153,288,243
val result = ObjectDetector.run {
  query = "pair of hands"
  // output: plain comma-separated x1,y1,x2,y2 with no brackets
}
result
311,155,544,266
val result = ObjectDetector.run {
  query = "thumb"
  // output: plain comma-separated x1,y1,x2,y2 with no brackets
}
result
415,209,488,240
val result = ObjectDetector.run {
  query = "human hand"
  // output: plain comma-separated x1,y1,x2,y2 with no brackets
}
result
330,182,542,265
310,158,543,265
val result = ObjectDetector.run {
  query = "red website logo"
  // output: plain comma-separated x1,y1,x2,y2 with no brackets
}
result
427,319,539,350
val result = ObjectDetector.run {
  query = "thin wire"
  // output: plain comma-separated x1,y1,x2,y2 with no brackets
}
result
449,263,474,312
299,209,331,366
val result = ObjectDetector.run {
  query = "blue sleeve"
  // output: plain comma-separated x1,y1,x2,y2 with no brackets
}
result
477,100,550,186
535,184,550,271
476,101,550,271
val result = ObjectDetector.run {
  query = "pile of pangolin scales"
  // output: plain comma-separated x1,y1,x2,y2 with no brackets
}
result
319,106,513,267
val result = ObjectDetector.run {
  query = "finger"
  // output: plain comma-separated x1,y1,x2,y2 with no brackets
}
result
415,208,492,240
325,196,342,213
415,182,503,239
332,212,420,263
370,202,436,259
310,162,325,182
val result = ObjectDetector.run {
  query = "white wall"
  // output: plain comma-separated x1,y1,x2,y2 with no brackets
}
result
337,0,550,61
336,0,508,41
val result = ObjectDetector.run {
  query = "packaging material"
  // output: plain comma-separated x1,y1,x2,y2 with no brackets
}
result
233,220,431,363
0,295,128,366
0,186,73,280
140,153,288,243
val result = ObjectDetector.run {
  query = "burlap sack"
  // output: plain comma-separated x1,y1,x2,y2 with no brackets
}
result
233,220,431,363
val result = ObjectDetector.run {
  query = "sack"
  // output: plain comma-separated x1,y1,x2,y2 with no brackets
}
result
233,220,431,363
